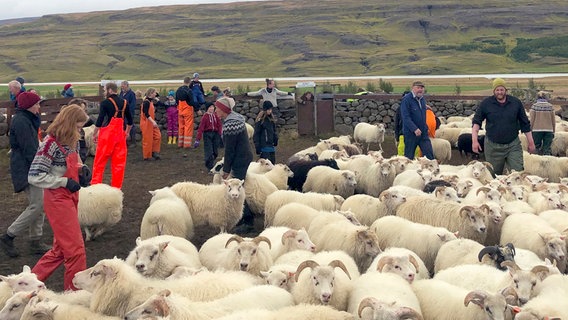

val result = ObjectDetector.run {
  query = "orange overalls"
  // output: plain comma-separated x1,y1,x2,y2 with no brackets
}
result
91,97,128,189
32,137,86,291
426,109,437,138
178,99,194,148
140,99,162,159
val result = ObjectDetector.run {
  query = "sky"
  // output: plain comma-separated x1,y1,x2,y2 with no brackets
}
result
1,0,264,20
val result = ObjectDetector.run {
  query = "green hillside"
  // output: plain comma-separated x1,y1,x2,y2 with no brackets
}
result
1,0,568,82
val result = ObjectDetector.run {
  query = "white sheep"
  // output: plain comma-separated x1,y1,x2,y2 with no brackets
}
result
19,296,118,320
356,159,397,196
501,199,536,215
340,190,407,226
538,209,568,249
72,257,258,317
396,197,489,243
348,272,422,320
387,156,413,174
454,178,483,197
125,236,202,279
523,152,568,183
392,169,435,190
264,190,344,227
412,279,514,320
326,135,353,146
434,127,464,147
513,274,568,319
303,166,357,198
140,186,193,240
247,158,274,174
370,215,457,275
171,178,245,233
366,247,429,283
245,122,254,140
198,233,273,276
2,289,92,320
260,264,298,291
405,157,440,174
500,213,567,273
463,186,504,204
243,171,278,215
258,226,316,260
0,265,45,310
431,137,452,164
527,191,565,213
434,238,496,273
123,286,294,320
551,131,568,156
214,304,355,320
318,149,349,161
0,291,36,320
433,186,461,203
264,164,293,190
272,203,360,231
78,183,123,241
483,202,506,246
456,160,494,184
353,122,385,152
515,248,562,275
83,124,97,156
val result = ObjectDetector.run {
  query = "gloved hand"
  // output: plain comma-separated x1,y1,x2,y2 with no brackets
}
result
288,92,293,96
65,178,81,193
243,92,248,97
193,140,200,148
79,165,92,187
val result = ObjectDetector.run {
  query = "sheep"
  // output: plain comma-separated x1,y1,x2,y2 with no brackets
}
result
353,122,385,152
260,264,298,291
456,160,494,184
454,178,483,197
503,184,529,202
123,286,294,320
433,186,461,202
370,216,457,275
412,279,514,320
457,133,485,160
396,197,489,243
527,191,565,213
366,247,429,283
303,166,357,198
0,265,45,310
330,143,363,156
83,124,97,156
356,159,397,196
258,226,316,260
434,239,515,273
210,158,225,184
272,203,360,231
435,127,465,147
0,291,36,320
406,156,441,174
515,248,562,274
247,158,275,173
523,174,548,191
387,156,413,174
434,261,550,306
463,186,504,205
340,190,407,226
431,137,452,163
501,199,536,215
392,169,435,190
245,122,254,139
19,296,119,320
523,152,568,183
140,186,193,240
264,164,293,190
72,257,258,317
512,274,568,319
538,209,568,249
386,185,428,198
198,233,273,276
2,289,93,320
326,135,353,146
125,236,202,279
170,178,245,233
264,190,344,227
349,272,422,320
287,158,339,191
165,266,207,280
551,131,568,156
243,171,278,215
214,304,356,320
318,149,349,161
78,183,123,241
308,216,381,273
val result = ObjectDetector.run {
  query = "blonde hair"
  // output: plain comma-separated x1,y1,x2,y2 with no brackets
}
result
145,87,157,98
46,104,88,148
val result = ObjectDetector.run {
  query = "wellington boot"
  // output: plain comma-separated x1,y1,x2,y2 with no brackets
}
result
167,137,173,144
30,240,52,255
0,234,20,258
172,136,177,145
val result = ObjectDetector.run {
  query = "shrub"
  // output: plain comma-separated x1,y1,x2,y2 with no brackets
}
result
379,78,393,93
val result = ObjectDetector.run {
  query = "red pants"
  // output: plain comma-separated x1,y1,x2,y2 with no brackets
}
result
91,118,127,189
178,102,194,149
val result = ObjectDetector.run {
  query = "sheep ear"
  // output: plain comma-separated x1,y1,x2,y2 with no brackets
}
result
287,272,296,280
464,290,487,308
149,190,156,196
260,271,270,278
0,275,8,283
282,230,297,245
159,241,169,252
23,265,32,273
136,237,142,246
101,264,116,278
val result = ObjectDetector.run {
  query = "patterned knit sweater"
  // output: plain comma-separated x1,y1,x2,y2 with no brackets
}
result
530,100,555,132
222,112,252,175
28,136,78,189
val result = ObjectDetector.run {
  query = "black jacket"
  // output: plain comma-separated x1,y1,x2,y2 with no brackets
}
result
175,85,196,107
253,117,278,153
10,109,41,192
222,112,253,179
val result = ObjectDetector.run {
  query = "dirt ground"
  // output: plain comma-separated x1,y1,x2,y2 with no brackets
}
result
0,131,471,291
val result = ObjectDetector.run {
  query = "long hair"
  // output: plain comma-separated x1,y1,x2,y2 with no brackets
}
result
144,87,157,99
256,110,276,123
46,104,88,148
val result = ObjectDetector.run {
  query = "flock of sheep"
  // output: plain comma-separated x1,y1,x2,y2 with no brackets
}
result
1,114,568,319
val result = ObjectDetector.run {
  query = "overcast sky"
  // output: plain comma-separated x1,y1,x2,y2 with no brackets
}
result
1,0,263,20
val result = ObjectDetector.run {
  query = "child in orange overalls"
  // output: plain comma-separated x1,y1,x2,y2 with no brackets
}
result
140,88,162,160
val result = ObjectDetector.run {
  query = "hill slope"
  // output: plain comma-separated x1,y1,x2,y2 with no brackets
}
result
1,0,568,82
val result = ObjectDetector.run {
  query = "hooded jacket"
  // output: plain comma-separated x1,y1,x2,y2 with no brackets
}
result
10,109,41,192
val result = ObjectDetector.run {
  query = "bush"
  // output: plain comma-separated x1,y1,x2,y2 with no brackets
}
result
379,78,393,93
339,81,358,94
454,83,461,95
365,82,377,93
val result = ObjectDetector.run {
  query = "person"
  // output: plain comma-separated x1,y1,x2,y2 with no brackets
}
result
175,76,196,149
67,98,94,162
28,104,89,291
10,77,26,101
91,82,132,189
194,103,223,171
0,92,51,258
530,91,555,155
215,97,254,234
120,81,138,146
140,88,162,161
211,86,223,100
253,101,278,164
189,73,206,109
223,87,232,97
246,78,292,115
61,84,74,98
164,90,179,145
472,78,535,175
400,81,435,160
298,91,314,104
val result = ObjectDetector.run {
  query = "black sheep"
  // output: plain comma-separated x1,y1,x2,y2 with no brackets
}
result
287,159,340,191
457,133,485,160
423,180,453,193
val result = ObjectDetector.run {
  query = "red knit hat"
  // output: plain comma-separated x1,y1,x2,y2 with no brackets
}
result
17,92,42,109
214,97,235,114
64,83,72,91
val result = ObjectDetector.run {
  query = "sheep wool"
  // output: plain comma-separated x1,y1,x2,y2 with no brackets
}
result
302,166,357,199
140,186,193,240
78,183,123,241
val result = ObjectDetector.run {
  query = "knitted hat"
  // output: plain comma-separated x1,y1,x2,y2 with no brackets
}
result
262,101,274,111
64,83,72,91
17,92,42,109
15,76,25,85
492,78,506,90
211,85,220,92
193,72,199,79
215,97,235,114
168,90,175,97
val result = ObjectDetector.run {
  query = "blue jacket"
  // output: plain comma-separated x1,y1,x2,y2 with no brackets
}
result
120,89,138,115
400,92,428,136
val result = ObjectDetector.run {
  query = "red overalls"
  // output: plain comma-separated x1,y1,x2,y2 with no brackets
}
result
178,100,194,148
91,97,128,189
32,138,86,291
140,100,162,159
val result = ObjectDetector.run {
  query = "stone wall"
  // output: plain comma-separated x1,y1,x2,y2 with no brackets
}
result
0,111,8,149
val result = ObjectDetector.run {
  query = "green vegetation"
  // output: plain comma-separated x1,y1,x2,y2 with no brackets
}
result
379,79,394,94
510,36,568,62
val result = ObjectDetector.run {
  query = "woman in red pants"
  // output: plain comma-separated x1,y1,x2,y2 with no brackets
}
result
28,104,89,291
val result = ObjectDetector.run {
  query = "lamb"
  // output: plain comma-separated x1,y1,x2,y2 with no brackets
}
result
0,291,36,320
210,158,225,184
140,186,193,240
326,135,353,146
264,190,344,227
260,264,298,291
170,178,245,233
264,164,293,190
356,159,397,196
500,213,567,273
412,279,514,320
353,122,386,152
72,257,258,317
396,197,489,243
248,158,275,173
125,236,202,279
303,166,357,198
258,226,316,260
433,238,514,273
214,304,355,320
78,183,123,241
198,233,273,276
340,191,406,226
392,169,435,190
19,296,119,320
431,137,452,163
457,133,485,159
527,191,565,213
287,158,339,191
349,272,422,320
123,286,294,320
366,247,429,283
370,216,457,275
0,265,45,310
243,171,278,215
272,203,359,230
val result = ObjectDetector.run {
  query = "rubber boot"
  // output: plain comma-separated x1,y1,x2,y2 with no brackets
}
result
173,136,177,145
0,233,20,258
168,136,173,144
152,152,161,160
30,240,52,255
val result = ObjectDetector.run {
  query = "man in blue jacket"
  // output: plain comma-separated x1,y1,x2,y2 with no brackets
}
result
120,81,138,146
400,81,434,160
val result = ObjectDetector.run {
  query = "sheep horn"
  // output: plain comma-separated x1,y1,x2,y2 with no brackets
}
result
253,236,272,249
158,289,171,297
358,297,377,318
500,260,521,271
559,185,568,193
500,286,519,306
395,307,424,320
281,230,297,245
408,255,420,273
467,160,478,166
478,204,490,215
478,246,499,262
328,260,351,280
294,260,319,282
505,243,516,257
482,161,494,170
225,235,244,248
497,186,507,194
376,256,393,272
464,290,488,307
476,187,491,196
379,190,388,201
530,265,550,277
434,187,445,197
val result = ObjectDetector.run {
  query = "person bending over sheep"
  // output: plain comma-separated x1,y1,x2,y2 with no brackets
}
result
253,101,279,164
194,103,223,171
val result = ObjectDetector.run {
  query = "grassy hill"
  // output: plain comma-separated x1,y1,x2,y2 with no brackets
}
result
1,0,568,82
